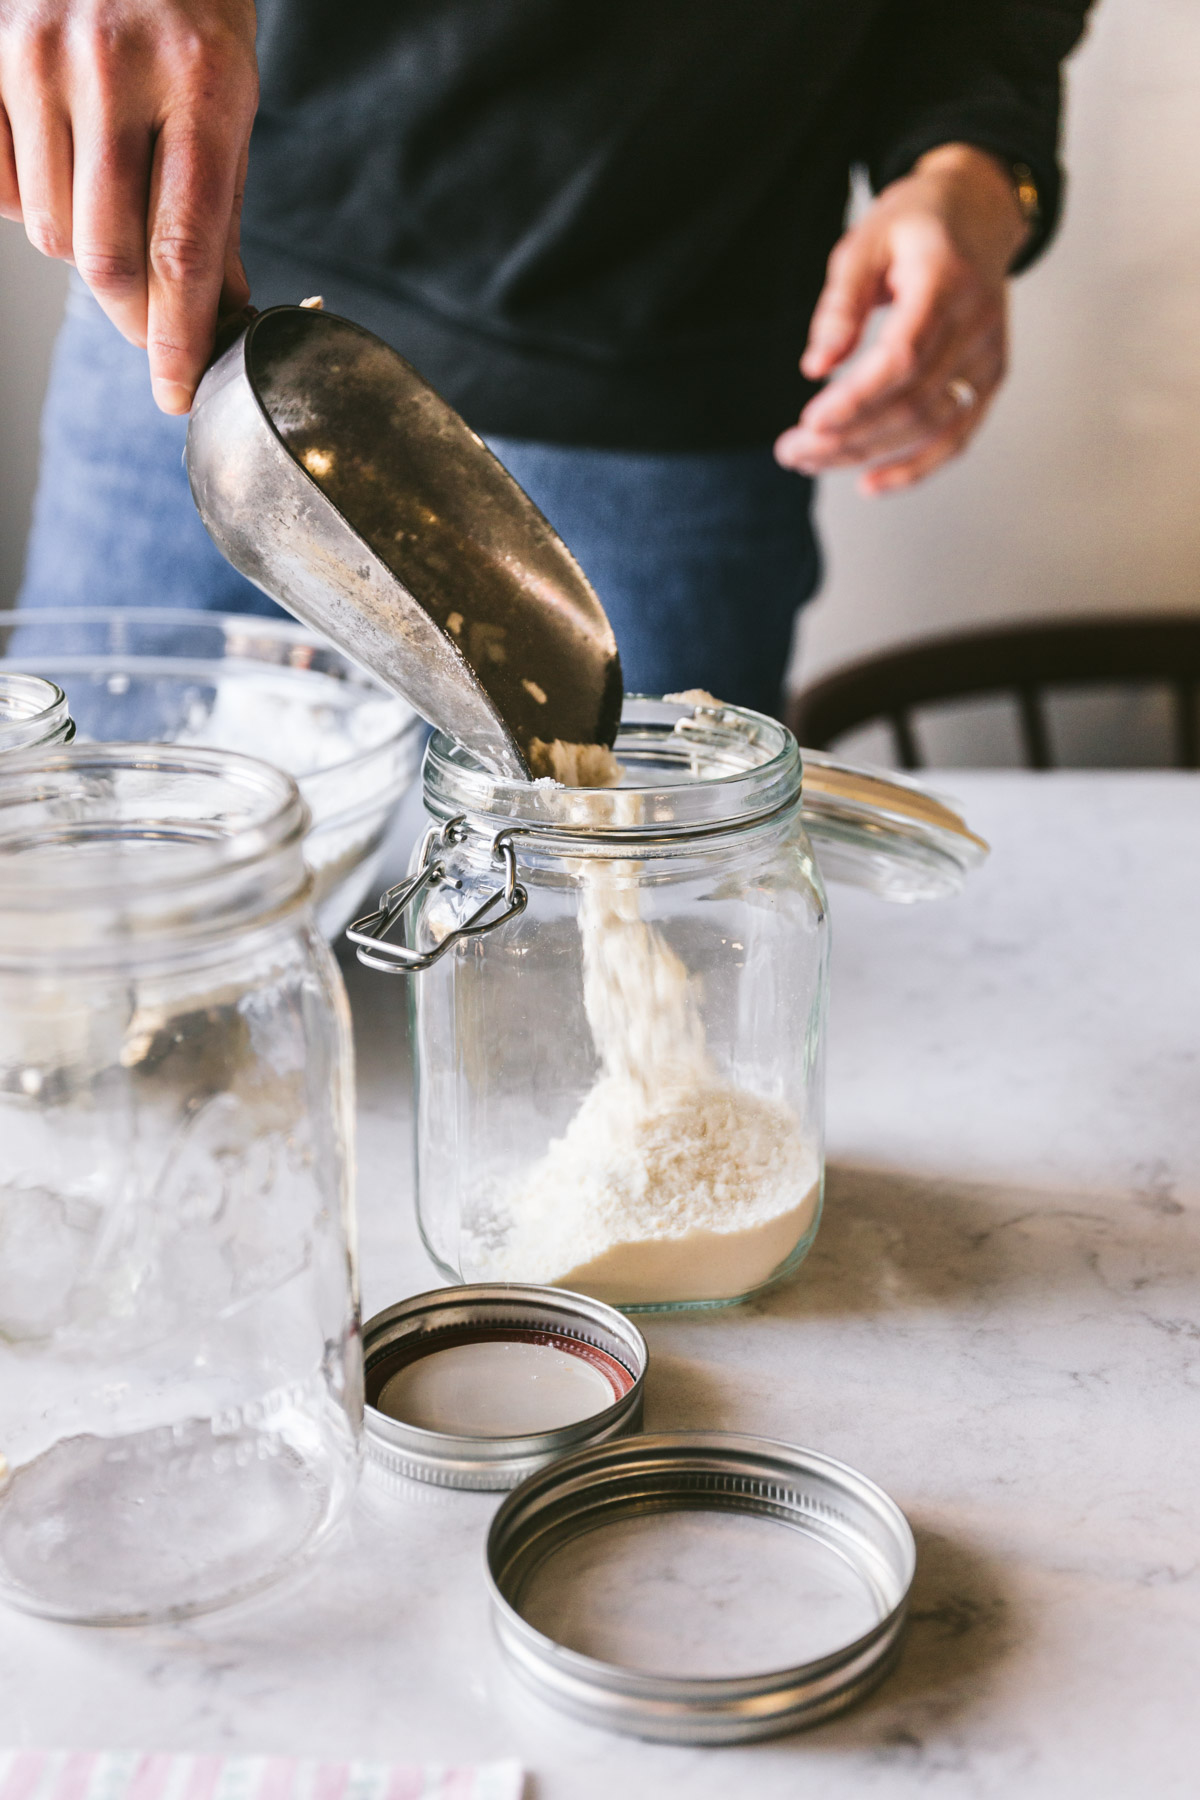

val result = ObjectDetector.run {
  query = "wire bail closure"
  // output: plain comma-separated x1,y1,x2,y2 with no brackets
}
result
347,814,528,974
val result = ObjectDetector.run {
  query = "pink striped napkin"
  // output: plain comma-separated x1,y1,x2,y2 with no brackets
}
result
0,1754,522,1800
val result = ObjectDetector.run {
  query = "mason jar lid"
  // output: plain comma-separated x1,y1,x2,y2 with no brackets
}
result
362,1284,648,1490
487,1431,916,1743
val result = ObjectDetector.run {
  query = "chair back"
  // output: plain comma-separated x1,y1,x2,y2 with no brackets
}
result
788,615,1200,769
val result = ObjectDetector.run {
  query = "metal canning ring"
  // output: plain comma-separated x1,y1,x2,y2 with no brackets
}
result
363,1285,648,1489
487,1430,916,1743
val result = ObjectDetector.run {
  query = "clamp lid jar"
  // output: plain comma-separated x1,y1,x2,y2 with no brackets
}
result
353,696,985,1312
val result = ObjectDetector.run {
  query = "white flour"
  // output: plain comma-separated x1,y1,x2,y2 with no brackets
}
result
467,739,819,1305
527,738,624,787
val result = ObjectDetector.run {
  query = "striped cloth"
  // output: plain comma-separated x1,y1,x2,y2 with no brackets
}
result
0,1755,522,1800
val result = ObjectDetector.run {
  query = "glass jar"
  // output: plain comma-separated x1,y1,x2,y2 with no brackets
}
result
353,698,986,1314
364,699,825,1311
0,744,360,1624
0,672,73,754
0,609,423,937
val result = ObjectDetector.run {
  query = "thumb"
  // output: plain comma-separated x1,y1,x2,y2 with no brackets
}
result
801,225,887,379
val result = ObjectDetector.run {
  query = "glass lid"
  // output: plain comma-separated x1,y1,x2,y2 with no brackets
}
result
422,694,988,900
799,746,989,902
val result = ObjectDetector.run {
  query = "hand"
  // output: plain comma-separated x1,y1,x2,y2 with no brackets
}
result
774,144,1031,496
0,0,258,413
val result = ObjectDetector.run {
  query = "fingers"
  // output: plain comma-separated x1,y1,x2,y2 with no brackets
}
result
858,417,976,496
779,151,1024,493
857,341,1002,496
143,25,257,413
71,78,155,347
0,5,258,410
0,106,19,220
1,14,156,338
4,75,75,261
800,230,888,380
777,334,1002,492
778,228,1006,483
145,107,248,412
783,311,1005,473
800,227,969,437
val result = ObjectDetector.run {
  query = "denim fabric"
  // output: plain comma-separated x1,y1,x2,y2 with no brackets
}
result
487,438,818,716
18,278,284,620
19,280,819,713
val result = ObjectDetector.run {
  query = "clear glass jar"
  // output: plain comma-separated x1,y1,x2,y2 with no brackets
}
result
0,744,360,1624
362,700,826,1310
0,672,73,754
353,697,987,1314
0,608,423,936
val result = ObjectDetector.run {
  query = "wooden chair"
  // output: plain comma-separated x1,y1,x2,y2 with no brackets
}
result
787,614,1200,770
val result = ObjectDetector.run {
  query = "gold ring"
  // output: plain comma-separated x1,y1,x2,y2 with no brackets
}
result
947,377,978,411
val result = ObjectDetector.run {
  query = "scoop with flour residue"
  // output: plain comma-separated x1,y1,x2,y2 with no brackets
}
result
187,304,623,782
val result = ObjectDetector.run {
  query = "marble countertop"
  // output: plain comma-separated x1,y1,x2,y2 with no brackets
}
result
4,772,1200,1797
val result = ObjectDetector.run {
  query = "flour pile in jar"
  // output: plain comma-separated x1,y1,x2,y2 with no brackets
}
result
468,732,821,1305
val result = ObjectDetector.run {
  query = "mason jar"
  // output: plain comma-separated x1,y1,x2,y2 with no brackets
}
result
0,672,73,754
353,697,986,1314
0,744,360,1624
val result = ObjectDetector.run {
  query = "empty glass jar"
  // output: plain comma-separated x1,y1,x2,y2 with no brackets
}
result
0,672,73,755
354,697,986,1313
0,744,360,1623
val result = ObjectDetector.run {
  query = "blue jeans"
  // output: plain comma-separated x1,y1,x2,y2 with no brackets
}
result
18,281,819,715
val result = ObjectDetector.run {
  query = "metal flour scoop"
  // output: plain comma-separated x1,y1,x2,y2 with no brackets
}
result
185,304,623,779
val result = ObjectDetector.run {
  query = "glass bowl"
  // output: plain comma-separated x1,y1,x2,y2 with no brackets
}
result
0,608,424,936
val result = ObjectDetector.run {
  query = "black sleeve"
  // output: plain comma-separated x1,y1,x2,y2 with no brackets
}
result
860,0,1095,269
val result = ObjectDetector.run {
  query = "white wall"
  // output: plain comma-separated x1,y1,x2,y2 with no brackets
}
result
2,0,1198,752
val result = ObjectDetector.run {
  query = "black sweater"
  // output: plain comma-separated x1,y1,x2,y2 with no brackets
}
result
242,0,1092,449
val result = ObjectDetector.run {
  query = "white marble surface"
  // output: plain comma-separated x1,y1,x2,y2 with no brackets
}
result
4,772,1200,1796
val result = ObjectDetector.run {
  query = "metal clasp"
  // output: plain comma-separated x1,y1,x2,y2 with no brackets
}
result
347,815,528,974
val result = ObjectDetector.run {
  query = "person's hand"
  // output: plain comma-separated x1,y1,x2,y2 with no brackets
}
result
0,0,258,414
774,144,1031,496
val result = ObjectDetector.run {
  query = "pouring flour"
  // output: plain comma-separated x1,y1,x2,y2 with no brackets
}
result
462,735,821,1306
356,695,985,1311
